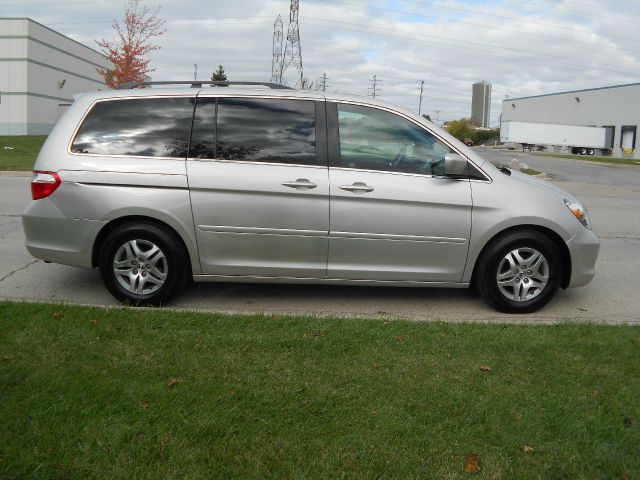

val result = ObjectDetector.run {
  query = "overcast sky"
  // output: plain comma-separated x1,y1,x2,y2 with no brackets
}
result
5,0,640,126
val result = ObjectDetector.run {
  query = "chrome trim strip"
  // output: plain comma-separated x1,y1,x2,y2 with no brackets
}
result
186,158,327,169
199,225,327,237
195,93,323,101
192,274,470,288
331,231,466,243
66,93,491,183
197,225,465,243
66,94,198,157
332,99,492,183
329,166,469,181
66,153,187,160
76,182,188,190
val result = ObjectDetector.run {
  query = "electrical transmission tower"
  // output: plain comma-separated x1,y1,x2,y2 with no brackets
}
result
271,15,284,84
281,0,304,88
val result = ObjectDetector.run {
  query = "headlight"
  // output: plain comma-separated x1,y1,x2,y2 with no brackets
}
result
564,199,591,229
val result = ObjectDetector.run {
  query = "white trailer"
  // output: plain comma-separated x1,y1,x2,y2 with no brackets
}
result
500,121,614,155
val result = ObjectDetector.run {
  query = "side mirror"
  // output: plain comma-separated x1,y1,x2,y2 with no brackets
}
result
444,153,468,176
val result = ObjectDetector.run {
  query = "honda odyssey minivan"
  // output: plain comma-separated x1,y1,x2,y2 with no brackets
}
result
22,81,599,313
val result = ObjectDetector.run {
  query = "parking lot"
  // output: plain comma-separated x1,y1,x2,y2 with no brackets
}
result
1,152,639,324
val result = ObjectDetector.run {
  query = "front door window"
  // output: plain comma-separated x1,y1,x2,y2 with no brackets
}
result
338,104,452,176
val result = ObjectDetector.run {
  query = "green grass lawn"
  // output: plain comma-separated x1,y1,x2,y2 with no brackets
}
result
533,152,640,166
1,302,638,479
0,135,47,170
520,167,542,176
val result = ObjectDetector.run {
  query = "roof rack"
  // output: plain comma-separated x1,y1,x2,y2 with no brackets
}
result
116,80,294,90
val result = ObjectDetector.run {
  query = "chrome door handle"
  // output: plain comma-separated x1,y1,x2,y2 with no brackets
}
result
282,178,317,190
339,182,374,193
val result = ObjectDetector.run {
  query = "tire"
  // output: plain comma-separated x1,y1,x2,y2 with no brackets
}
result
98,222,189,306
475,230,562,313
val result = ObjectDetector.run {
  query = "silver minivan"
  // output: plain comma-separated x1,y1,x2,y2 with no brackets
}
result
22,81,599,313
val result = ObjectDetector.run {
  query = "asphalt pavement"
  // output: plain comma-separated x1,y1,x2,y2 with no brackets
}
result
475,147,640,187
1,164,639,324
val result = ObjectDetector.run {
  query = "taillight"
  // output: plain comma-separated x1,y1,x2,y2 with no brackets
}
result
31,171,61,200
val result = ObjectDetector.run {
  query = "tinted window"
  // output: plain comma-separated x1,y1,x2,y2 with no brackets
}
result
215,98,316,165
189,97,216,159
337,104,453,175
71,97,195,157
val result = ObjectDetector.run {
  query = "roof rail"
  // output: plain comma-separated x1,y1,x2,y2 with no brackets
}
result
116,80,294,90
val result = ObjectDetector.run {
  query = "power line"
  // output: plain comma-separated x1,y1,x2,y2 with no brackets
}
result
391,0,640,47
1,0,120,5
48,16,276,26
44,5,640,51
63,15,637,77
506,0,640,24
320,0,640,48
300,17,640,76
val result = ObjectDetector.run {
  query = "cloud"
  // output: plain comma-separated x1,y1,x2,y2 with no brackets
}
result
5,0,639,126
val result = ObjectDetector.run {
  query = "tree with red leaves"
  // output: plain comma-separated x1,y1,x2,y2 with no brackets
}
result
96,0,166,88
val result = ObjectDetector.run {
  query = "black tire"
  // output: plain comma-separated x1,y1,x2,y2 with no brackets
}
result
98,222,189,306
475,230,562,313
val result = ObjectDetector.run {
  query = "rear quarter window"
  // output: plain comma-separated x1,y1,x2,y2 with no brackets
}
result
71,97,195,158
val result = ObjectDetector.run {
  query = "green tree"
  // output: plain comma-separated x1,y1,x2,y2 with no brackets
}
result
446,118,475,141
472,128,500,145
211,65,228,82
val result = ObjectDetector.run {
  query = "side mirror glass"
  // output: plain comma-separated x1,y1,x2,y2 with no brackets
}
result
444,153,468,176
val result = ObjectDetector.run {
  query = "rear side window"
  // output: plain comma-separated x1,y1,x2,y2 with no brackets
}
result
71,97,195,158
190,97,317,165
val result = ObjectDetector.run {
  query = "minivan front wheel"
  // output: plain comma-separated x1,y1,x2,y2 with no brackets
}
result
476,230,562,313
99,223,188,306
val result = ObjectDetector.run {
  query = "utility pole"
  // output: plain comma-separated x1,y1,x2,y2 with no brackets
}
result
418,80,424,115
434,110,441,126
369,74,381,98
315,72,330,92
193,63,197,81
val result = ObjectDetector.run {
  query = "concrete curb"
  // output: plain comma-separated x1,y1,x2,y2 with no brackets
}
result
0,171,31,177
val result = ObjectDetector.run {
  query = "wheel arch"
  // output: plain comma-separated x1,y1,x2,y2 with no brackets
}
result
92,215,194,277
470,224,571,289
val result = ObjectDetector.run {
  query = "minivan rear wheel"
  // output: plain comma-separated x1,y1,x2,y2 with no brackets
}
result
99,223,188,306
476,230,562,313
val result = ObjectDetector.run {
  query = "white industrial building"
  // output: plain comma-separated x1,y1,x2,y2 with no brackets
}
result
501,83,640,159
0,18,111,135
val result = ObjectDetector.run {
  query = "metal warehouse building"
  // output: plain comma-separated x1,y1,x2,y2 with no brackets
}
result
0,18,111,135
501,82,640,159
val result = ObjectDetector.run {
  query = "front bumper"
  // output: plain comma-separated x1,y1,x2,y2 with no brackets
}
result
566,225,600,288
